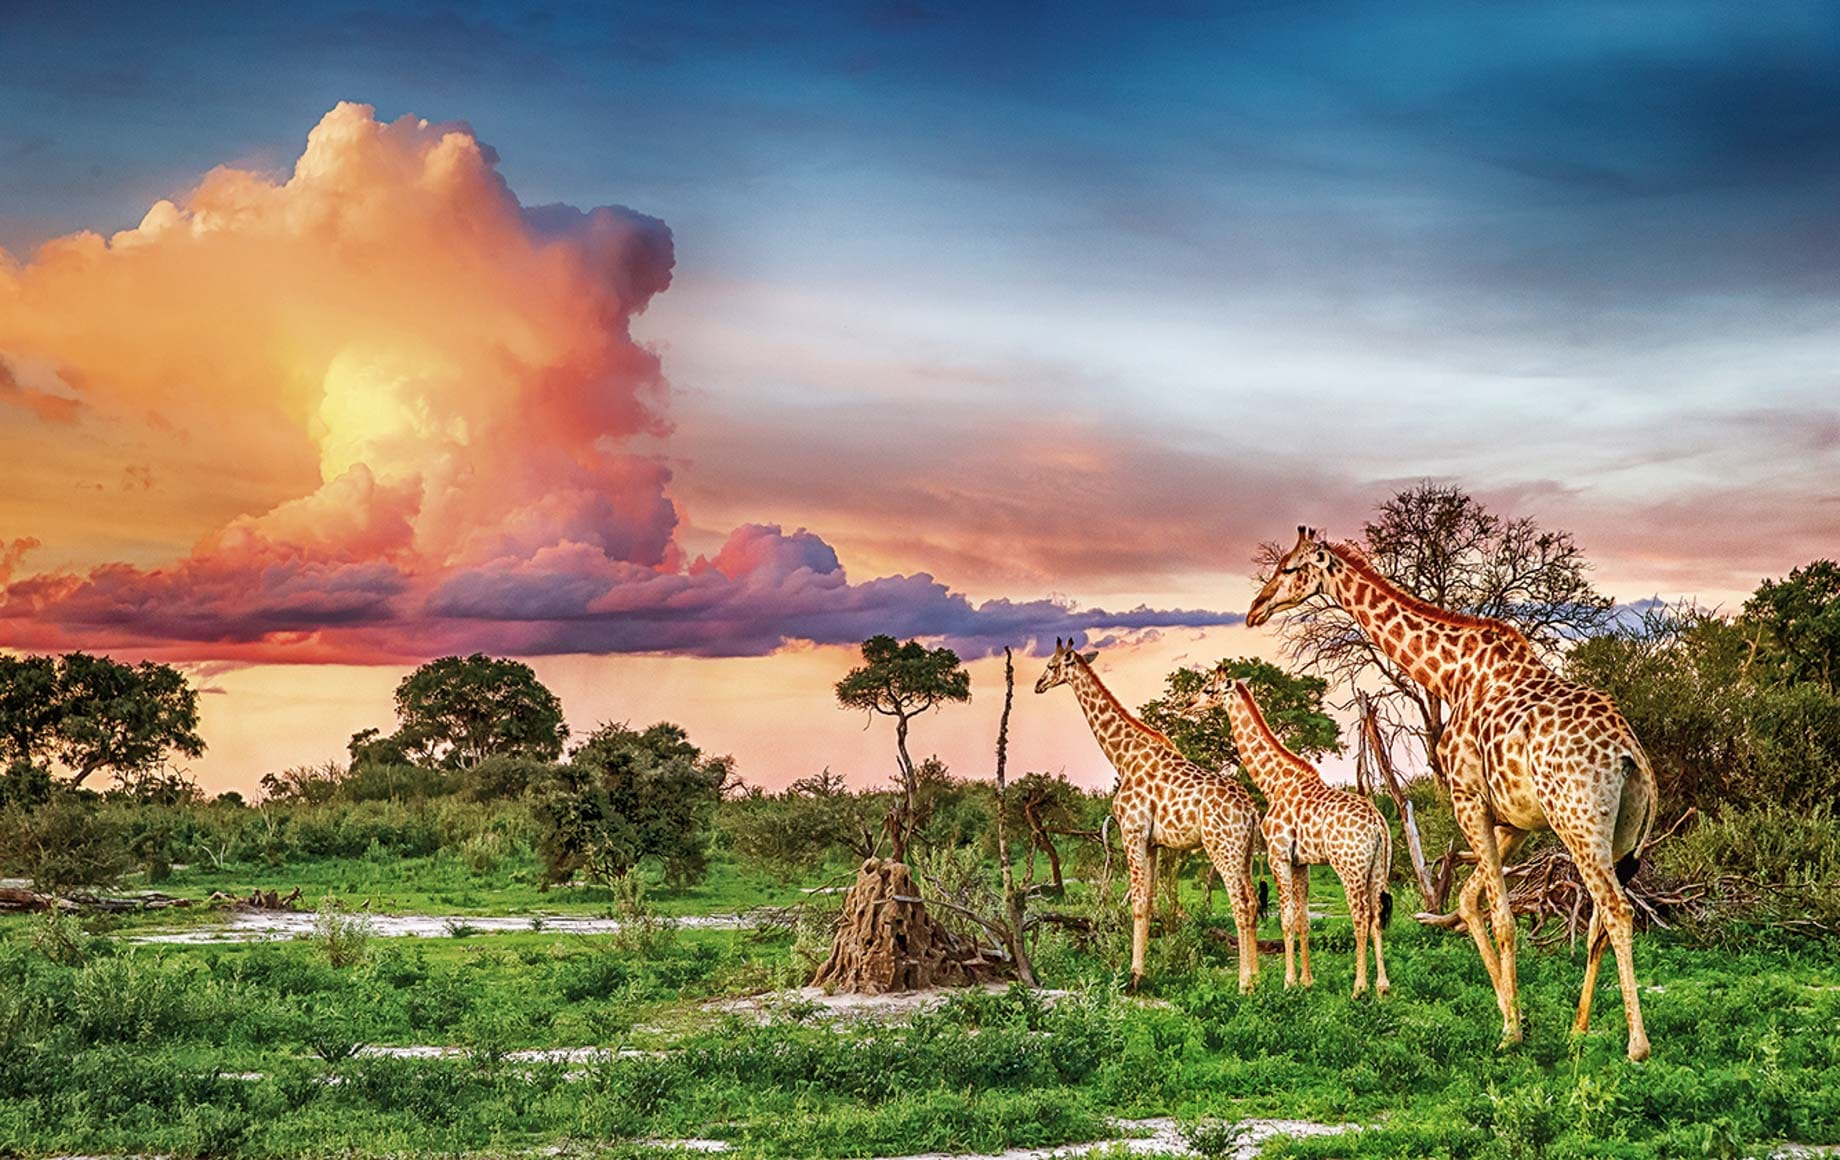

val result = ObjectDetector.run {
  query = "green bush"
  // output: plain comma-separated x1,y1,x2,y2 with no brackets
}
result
1653,803,1840,943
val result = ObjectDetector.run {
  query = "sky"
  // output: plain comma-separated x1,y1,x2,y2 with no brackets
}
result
2,2,1837,794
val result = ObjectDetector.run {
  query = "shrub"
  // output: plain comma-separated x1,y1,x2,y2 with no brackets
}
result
1653,803,1840,942
313,899,374,968
0,791,130,892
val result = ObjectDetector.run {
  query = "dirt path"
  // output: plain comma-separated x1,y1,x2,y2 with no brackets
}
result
131,910,750,943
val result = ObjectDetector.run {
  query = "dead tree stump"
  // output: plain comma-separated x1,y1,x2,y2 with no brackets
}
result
811,858,1011,993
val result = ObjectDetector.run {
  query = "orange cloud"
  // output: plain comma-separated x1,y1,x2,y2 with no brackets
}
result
0,103,1238,662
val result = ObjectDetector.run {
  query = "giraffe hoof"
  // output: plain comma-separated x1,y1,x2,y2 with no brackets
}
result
1627,1038,1651,1063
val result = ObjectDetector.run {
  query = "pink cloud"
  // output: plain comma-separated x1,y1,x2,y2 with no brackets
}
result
0,104,1239,663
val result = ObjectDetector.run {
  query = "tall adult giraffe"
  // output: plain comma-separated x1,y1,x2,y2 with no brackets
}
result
1248,528,1657,1060
1181,669,1393,997
1035,639,1263,991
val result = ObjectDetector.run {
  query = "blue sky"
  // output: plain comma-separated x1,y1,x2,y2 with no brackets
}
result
2,2,1837,787
5,1,1837,600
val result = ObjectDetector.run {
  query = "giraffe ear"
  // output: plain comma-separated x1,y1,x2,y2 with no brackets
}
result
1080,651,1098,665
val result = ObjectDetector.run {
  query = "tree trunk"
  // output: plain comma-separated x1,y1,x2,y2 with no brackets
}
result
991,647,1036,985
1360,691,1439,907
890,713,916,862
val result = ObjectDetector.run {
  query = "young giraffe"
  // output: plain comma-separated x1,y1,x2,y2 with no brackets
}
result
1248,528,1658,1060
1034,639,1263,991
1179,669,1393,997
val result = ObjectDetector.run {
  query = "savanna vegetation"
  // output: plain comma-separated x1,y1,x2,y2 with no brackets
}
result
2,487,1839,1158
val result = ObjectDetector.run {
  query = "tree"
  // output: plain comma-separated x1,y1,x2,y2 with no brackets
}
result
1138,656,1341,773
360,654,568,770
1259,482,1611,784
834,636,971,860
0,655,60,766
1743,560,1840,693
533,721,732,888
0,653,206,787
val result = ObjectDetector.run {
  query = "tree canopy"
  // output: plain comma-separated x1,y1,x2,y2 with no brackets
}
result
1138,656,1341,772
532,721,733,887
0,652,204,786
355,654,568,770
1743,560,1840,694
834,635,971,859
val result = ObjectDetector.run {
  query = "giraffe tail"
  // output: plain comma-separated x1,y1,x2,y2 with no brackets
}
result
1379,889,1394,929
1612,753,1655,886
1257,878,1271,920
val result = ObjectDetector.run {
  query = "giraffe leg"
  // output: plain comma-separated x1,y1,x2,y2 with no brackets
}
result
1488,828,1528,1032
1347,874,1370,999
1204,816,1261,993
1370,850,1391,997
1451,794,1519,1046
1125,833,1154,989
1572,910,1609,1035
1296,866,1314,988
1572,846,1650,1061
1269,851,1298,988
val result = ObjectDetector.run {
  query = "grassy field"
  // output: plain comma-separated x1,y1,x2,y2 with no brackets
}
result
3,855,1838,1158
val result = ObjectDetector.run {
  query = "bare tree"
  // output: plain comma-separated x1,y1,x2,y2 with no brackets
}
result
1257,482,1612,786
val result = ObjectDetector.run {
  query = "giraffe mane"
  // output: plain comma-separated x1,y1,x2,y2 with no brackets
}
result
1072,653,1179,751
1327,541,1533,645
1231,682,1317,777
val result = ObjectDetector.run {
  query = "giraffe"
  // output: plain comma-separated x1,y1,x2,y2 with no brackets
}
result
1179,668,1393,997
1034,639,1263,991
1247,527,1658,1060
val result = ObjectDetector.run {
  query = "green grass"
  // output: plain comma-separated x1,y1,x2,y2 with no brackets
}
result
3,856,1838,1159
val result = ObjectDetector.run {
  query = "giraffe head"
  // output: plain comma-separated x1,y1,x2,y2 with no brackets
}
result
1034,637,1099,694
1175,663,1238,719
1247,525,1334,627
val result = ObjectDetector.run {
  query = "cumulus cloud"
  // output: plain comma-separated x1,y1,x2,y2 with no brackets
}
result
0,103,1239,662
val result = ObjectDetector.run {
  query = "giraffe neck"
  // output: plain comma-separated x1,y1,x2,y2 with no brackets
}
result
1225,686,1320,802
1066,660,1164,782
1321,544,1510,702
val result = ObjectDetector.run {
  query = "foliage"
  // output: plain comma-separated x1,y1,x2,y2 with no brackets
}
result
0,652,205,787
0,758,54,809
1139,656,1341,771
835,635,971,859
1651,802,1840,944
313,899,374,968
533,721,732,887
0,791,130,892
1568,601,1840,815
1260,482,1610,783
1744,559,1840,693
723,767,887,877
354,653,568,771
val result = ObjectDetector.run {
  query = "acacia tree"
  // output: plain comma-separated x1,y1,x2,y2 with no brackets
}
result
1258,482,1611,784
1139,656,1341,774
0,652,205,787
357,654,568,770
834,635,970,861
